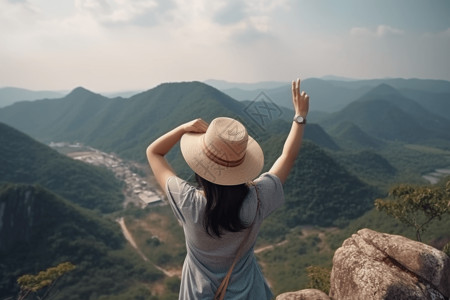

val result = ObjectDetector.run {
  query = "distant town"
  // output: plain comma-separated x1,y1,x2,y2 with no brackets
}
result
50,142,164,208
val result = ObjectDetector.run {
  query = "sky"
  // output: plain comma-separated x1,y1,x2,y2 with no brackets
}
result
1,0,449,92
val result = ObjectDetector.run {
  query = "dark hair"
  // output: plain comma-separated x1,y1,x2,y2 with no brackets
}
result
195,174,249,238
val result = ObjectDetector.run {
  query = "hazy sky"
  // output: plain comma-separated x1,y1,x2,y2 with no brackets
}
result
1,0,449,92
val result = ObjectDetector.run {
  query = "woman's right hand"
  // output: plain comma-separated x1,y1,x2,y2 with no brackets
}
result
182,118,209,134
292,78,309,117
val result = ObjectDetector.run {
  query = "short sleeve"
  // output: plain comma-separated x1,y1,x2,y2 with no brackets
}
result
166,176,190,223
254,172,285,219
165,176,205,224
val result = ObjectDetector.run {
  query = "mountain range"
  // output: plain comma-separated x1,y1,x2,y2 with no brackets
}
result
209,78,450,117
0,81,381,224
0,78,449,298
319,83,450,145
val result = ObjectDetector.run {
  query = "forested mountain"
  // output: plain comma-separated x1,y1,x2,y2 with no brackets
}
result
400,89,450,120
319,84,450,145
329,121,385,150
0,183,162,299
0,122,123,212
262,140,378,232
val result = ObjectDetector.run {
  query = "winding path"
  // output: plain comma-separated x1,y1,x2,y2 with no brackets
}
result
117,217,181,277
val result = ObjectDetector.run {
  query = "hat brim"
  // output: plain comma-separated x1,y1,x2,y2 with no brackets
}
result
180,132,264,185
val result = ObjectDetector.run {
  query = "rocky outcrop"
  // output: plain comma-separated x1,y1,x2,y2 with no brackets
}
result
276,289,330,300
0,184,38,252
330,228,450,299
277,228,450,300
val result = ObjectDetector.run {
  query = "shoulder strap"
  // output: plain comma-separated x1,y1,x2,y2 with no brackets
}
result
214,183,260,300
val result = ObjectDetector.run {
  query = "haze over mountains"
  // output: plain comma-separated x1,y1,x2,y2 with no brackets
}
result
0,87,65,108
0,77,449,299
4,77,450,117
208,78,450,117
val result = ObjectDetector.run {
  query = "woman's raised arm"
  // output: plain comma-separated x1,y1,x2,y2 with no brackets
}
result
268,78,310,184
146,118,208,190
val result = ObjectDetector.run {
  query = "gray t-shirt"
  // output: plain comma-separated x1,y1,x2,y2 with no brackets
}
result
165,172,284,299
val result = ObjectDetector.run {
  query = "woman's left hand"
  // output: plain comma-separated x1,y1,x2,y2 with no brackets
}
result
182,118,209,134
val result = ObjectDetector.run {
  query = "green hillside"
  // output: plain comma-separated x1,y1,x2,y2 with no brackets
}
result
0,122,123,213
329,121,385,150
332,150,397,189
0,87,109,141
400,89,450,120
258,139,378,239
0,183,162,299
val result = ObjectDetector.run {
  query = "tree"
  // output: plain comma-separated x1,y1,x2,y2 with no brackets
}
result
17,262,75,300
375,178,450,242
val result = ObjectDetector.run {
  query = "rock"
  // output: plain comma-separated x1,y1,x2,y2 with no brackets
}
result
276,289,330,300
330,228,450,300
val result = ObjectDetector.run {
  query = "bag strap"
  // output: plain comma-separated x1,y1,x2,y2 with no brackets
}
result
214,183,261,300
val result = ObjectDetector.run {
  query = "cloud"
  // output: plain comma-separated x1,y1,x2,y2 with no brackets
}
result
74,0,174,26
208,0,287,43
213,1,247,25
1,0,449,91
350,25,404,38
376,25,404,37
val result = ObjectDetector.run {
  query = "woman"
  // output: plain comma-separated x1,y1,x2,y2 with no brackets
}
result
146,78,309,299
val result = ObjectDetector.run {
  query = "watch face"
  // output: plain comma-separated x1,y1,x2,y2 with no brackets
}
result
295,116,305,123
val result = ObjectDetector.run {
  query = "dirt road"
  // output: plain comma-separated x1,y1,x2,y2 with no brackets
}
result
117,217,181,277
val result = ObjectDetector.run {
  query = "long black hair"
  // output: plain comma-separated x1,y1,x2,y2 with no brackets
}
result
195,174,249,238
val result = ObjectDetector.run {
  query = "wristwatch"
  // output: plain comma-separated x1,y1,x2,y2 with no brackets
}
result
293,115,306,124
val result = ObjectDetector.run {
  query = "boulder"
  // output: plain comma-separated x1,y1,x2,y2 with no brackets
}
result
276,289,330,300
330,228,450,300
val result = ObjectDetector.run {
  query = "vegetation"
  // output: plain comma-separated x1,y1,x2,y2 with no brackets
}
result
262,140,378,231
306,266,331,294
17,262,75,300
256,228,334,295
443,242,450,257
375,178,450,242
125,205,186,270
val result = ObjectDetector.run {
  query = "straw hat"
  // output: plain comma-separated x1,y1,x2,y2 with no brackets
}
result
180,117,264,185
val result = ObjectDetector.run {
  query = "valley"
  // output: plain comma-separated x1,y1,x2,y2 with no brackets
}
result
50,142,164,208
